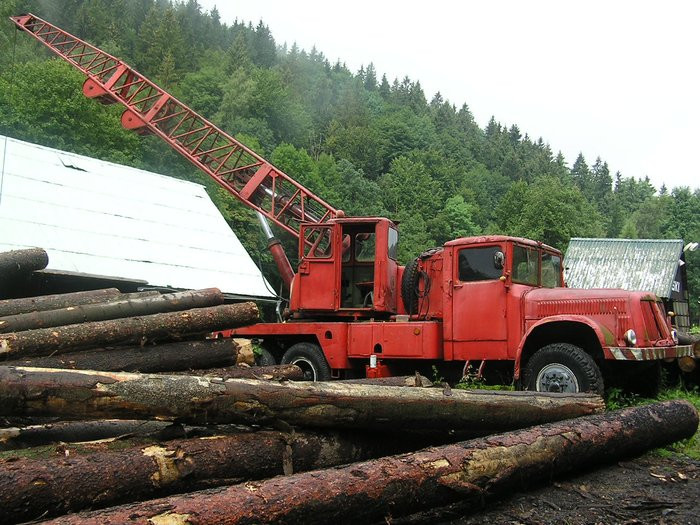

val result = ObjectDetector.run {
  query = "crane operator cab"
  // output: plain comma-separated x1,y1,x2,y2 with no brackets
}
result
292,217,399,318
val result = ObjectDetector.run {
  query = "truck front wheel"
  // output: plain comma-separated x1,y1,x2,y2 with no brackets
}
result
281,342,331,382
523,343,604,395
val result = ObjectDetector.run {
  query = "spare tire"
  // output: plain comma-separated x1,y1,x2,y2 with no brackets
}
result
401,257,420,314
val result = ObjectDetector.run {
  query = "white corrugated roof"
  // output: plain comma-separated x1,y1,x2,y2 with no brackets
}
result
0,135,273,298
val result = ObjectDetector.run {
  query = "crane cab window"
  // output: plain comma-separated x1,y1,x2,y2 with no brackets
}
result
513,245,539,285
355,233,375,262
457,246,503,282
303,225,333,259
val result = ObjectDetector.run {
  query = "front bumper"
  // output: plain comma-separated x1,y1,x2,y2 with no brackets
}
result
604,345,693,361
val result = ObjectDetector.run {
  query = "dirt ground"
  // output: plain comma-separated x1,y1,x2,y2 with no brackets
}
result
394,453,699,525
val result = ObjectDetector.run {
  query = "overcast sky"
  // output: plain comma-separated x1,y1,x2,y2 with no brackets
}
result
198,0,699,192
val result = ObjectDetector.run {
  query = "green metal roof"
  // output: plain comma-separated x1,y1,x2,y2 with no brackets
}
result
564,238,684,299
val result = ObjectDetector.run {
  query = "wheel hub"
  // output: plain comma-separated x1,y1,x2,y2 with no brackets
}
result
291,357,317,381
536,363,580,393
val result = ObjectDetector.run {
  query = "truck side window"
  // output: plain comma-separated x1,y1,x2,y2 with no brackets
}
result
458,247,503,282
513,246,539,285
541,252,562,288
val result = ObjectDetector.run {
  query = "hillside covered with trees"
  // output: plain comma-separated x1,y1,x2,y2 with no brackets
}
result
1,0,698,322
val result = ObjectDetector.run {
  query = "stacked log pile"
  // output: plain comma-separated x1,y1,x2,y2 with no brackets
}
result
0,281,260,373
0,249,697,523
0,366,696,524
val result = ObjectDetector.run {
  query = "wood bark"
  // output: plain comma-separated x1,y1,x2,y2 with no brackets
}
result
0,420,173,451
339,374,433,387
0,428,421,523
0,288,223,333
0,339,249,373
0,302,259,357
0,421,261,452
40,400,699,525
0,289,152,317
167,364,304,381
0,248,48,279
0,366,604,430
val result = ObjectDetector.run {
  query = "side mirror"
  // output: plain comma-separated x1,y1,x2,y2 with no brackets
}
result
494,251,505,270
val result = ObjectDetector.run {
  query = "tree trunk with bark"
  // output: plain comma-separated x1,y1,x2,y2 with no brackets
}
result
0,289,153,317
339,374,433,387
0,420,173,451
0,427,421,523
0,339,250,373
0,367,604,430
39,401,698,525
0,420,263,452
0,288,223,333
0,302,259,357
0,248,48,279
166,364,304,381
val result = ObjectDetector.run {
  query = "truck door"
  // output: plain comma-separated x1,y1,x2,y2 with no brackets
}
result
297,224,338,311
449,244,509,359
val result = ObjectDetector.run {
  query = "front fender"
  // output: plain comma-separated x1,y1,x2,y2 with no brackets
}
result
513,315,608,380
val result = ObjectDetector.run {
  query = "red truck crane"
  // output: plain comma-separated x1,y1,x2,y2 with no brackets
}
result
11,13,694,393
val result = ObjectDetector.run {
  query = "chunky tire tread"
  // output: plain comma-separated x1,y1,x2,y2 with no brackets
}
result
523,343,604,395
401,257,420,314
255,348,276,366
281,342,331,381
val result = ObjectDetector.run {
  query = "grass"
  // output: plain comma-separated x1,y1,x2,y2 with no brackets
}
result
605,383,700,460
454,370,700,459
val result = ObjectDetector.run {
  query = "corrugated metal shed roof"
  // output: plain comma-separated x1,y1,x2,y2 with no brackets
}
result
564,238,683,298
0,135,273,298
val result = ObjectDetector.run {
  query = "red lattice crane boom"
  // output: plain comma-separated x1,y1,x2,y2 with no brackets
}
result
10,14,338,254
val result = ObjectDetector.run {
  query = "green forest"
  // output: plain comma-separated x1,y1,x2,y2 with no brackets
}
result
1,0,698,323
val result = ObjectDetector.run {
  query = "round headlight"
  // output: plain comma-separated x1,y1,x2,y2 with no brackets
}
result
671,329,679,344
624,329,637,346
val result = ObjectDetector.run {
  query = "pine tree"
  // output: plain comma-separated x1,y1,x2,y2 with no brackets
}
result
379,74,390,98
364,63,377,91
590,157,612,203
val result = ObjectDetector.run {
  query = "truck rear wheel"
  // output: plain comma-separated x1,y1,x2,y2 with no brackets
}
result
523,343,604,395
281,342,331,382
254,347,276,366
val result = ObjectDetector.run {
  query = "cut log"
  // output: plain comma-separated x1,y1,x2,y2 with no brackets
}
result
0,420,173,451
166,364,304,381
0,248,48,278
0,302,259,357
339,374,433,387
0,289,150,317
0,421,262,452
40,400,698,525
0,338,249,373
0,288,224,333
0,367,604,430
0,427,422,522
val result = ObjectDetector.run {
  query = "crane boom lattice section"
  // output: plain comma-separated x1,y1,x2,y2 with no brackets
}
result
10,13,337,239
